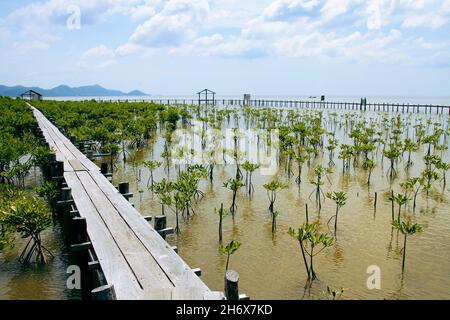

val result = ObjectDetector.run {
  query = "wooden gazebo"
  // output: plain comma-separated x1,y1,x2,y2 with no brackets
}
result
197,89,215,106
20,90,43,101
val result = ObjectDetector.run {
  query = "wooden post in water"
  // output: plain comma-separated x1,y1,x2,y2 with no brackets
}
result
72,216,88,244
118,182,133,201
154,215,174,239
59,187,73,234
225,270,239,300
390,190,395,221
71,240,92,299
374,192,378,210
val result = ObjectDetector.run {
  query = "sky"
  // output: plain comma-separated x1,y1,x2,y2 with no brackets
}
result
1,0,450,96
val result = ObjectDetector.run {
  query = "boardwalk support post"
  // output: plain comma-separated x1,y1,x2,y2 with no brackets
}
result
154,215,174,239
71,241,92,299
58,187,74,234
118,182,133,200
192,268,202,277
51,160,64,183
225,270,239,300
101,163,112,178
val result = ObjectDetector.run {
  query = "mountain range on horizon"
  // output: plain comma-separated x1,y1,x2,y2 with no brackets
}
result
0,84,150,97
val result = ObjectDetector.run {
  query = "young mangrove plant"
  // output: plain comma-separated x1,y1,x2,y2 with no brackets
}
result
384,146,401,181
309,165,332,210
241,161,260,195
263,180,287,232
392,218,423,272
326,191,347,234
366,159,376,186
223,178,244,218
323,286,345,300
288,221,334,287
420,159,440,197
0,191,53,263
403,138,418,168
435,160,450,190
151,178,173,215
34,181,60,217
390,193,410,223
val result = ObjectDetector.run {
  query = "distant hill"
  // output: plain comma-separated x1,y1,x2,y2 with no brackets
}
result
0,84,150,97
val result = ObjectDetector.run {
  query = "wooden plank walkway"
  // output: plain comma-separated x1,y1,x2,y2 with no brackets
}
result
30,104,223,300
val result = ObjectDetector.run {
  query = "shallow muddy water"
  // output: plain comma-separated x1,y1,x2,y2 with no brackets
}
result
1,107,448,300
108,108,450,300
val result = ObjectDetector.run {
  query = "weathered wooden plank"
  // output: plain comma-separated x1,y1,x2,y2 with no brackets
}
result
76,171,174,290
68,159,88,172
171,287,207,300
64,172,143,300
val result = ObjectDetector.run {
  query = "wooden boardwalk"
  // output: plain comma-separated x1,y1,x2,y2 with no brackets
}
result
31,105,223,300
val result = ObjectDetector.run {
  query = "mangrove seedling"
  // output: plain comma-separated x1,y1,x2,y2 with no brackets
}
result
0,194,52,263
142,160,162,189
34,181,60,217
403,138,418,168
223,178,244,217
263,180,287,232
288,221,334,287
309,165,332,210
366,159,376,186
219,239,241,274
384,147,401,181
391,193,410,223
241,161,260,195
323,286,345,300
392,218,423,272
401,177,422,211
435,160,450,189
326,191,347,234
151,178,173,215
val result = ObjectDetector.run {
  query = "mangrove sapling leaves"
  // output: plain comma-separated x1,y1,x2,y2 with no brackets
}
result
223,178,244,217
288,221,334,287
263,180,287,232
35,181,60,216
390,193,411,223
309,165,333,210
325,191,347,234
0,191,53,263
392,218,423,272
241,161,260,195
323,286,345,300
142,159,162,188
365,159,376,186
151,178,174,215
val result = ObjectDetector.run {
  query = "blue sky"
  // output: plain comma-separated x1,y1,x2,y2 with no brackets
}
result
1,0,450,96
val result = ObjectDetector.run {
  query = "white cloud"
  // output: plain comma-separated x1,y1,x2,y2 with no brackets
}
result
366,0,396,30
402,13,449,28
116,43,145,56
263,0,320,20
320,0,360,21
82,44,115,59
80,44,117,69
128,0,210,47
